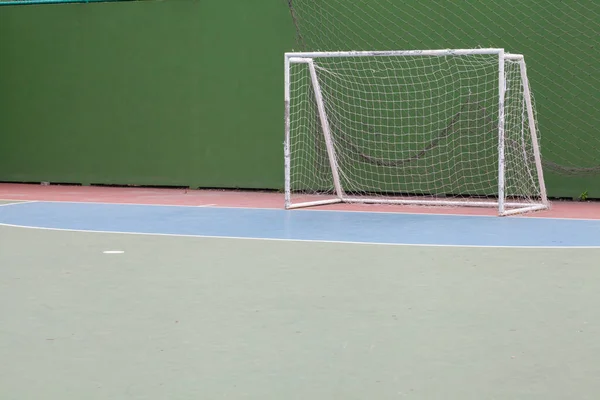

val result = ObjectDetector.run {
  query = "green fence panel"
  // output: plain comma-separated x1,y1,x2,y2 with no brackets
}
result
0,0,294,189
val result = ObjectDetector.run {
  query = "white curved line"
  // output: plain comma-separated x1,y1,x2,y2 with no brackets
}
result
1,222,598,249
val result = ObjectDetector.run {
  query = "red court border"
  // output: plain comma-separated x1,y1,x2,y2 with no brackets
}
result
0,183,598,219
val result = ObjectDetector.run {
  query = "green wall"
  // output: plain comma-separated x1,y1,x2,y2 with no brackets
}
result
0,0,293,189
288,0,600,199
0,0,598,198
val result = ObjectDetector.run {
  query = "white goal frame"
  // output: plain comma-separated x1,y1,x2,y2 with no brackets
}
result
284,48,549,216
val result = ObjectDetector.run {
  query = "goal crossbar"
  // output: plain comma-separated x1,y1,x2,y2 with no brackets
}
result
285,48,505,59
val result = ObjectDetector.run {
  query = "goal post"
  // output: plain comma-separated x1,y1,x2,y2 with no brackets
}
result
284,48,549,216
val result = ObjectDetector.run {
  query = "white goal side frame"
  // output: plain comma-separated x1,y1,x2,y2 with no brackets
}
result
284,48,550,216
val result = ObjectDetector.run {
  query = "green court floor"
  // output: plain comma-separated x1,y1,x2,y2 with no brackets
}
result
1,224,599,399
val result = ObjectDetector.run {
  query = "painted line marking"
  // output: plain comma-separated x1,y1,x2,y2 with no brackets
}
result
103,250,125,254
1,222,599,249
0,199,223,210
0,201,39,207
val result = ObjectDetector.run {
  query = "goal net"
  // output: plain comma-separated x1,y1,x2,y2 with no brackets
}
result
284,49,549,216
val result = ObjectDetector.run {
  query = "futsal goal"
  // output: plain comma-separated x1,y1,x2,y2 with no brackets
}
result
284,48,549,216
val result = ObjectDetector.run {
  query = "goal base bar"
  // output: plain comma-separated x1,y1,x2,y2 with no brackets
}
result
499,204,549,216
286,196,549,216
285,198,343,209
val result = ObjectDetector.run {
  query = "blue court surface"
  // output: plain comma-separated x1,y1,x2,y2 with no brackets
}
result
1,201,599,247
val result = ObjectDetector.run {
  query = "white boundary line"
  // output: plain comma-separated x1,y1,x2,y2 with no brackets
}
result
0,199,217,209
0,199,599,222
0,200,39,207
1,222,599,250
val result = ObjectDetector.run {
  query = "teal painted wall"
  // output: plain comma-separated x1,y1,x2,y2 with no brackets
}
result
0,0,294,189
0,0,598,198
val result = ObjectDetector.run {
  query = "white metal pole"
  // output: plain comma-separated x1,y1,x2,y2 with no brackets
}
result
285,48,504,59
286,198,343,209
500,204,548,216
498,50,506,215
284,55,292,209
504,53,523,61
307,59,345,199
519,58,549,207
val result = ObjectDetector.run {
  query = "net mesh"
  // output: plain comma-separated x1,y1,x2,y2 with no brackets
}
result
287,53,544,208
287,0,600,193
